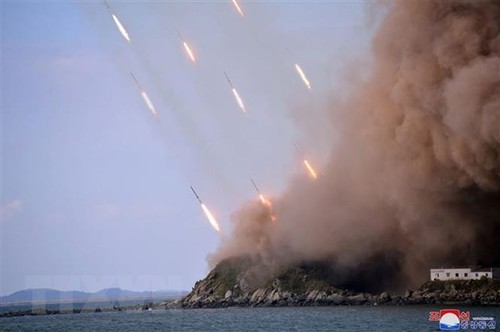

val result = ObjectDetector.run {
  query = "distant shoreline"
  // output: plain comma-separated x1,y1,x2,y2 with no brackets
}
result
0,288,188,318
2,299,499,319
0,295,175,307
0,301,171,318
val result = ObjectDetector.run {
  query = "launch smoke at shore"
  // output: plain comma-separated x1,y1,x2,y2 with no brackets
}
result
211,1,500,293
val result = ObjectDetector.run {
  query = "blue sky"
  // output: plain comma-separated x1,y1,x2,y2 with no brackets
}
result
1,1,372,295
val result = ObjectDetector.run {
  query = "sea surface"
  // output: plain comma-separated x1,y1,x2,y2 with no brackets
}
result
1,306,499,331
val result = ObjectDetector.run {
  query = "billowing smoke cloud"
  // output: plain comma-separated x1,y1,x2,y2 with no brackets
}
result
211,0,500,292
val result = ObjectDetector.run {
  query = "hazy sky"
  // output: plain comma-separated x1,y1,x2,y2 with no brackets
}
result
1,1,372,296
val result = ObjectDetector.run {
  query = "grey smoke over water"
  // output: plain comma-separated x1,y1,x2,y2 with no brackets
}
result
211,0,500,292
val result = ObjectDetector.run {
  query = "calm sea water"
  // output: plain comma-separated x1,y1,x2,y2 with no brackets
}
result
1,306,498,331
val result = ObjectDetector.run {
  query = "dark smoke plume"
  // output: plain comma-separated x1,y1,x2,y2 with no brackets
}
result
211,0,500,292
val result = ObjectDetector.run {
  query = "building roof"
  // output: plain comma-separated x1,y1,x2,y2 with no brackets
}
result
430,267,499,271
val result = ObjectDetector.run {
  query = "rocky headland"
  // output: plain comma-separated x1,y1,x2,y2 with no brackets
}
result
181,257,500,308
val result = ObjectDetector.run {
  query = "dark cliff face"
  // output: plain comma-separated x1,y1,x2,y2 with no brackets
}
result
181,257,500,308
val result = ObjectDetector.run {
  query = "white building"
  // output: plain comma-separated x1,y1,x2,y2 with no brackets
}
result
430,267,499,281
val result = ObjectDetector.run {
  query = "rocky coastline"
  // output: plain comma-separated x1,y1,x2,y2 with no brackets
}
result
181,258,500,309
181,279,500,309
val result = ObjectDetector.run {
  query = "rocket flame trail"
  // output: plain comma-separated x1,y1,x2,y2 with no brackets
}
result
259,194,272,207
231,0,244,16
224,71,246,113
293,143,318,180
183,42,196,63
190,186,221,233
140,91,157,116
111,14,130,43
294,63,311,90
201,204,221,233
232,88,246,112
130,72,157,116
251,179,271,207
259,194,277,222
251,178,276,221
175,29,196,63
303,159,318,180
